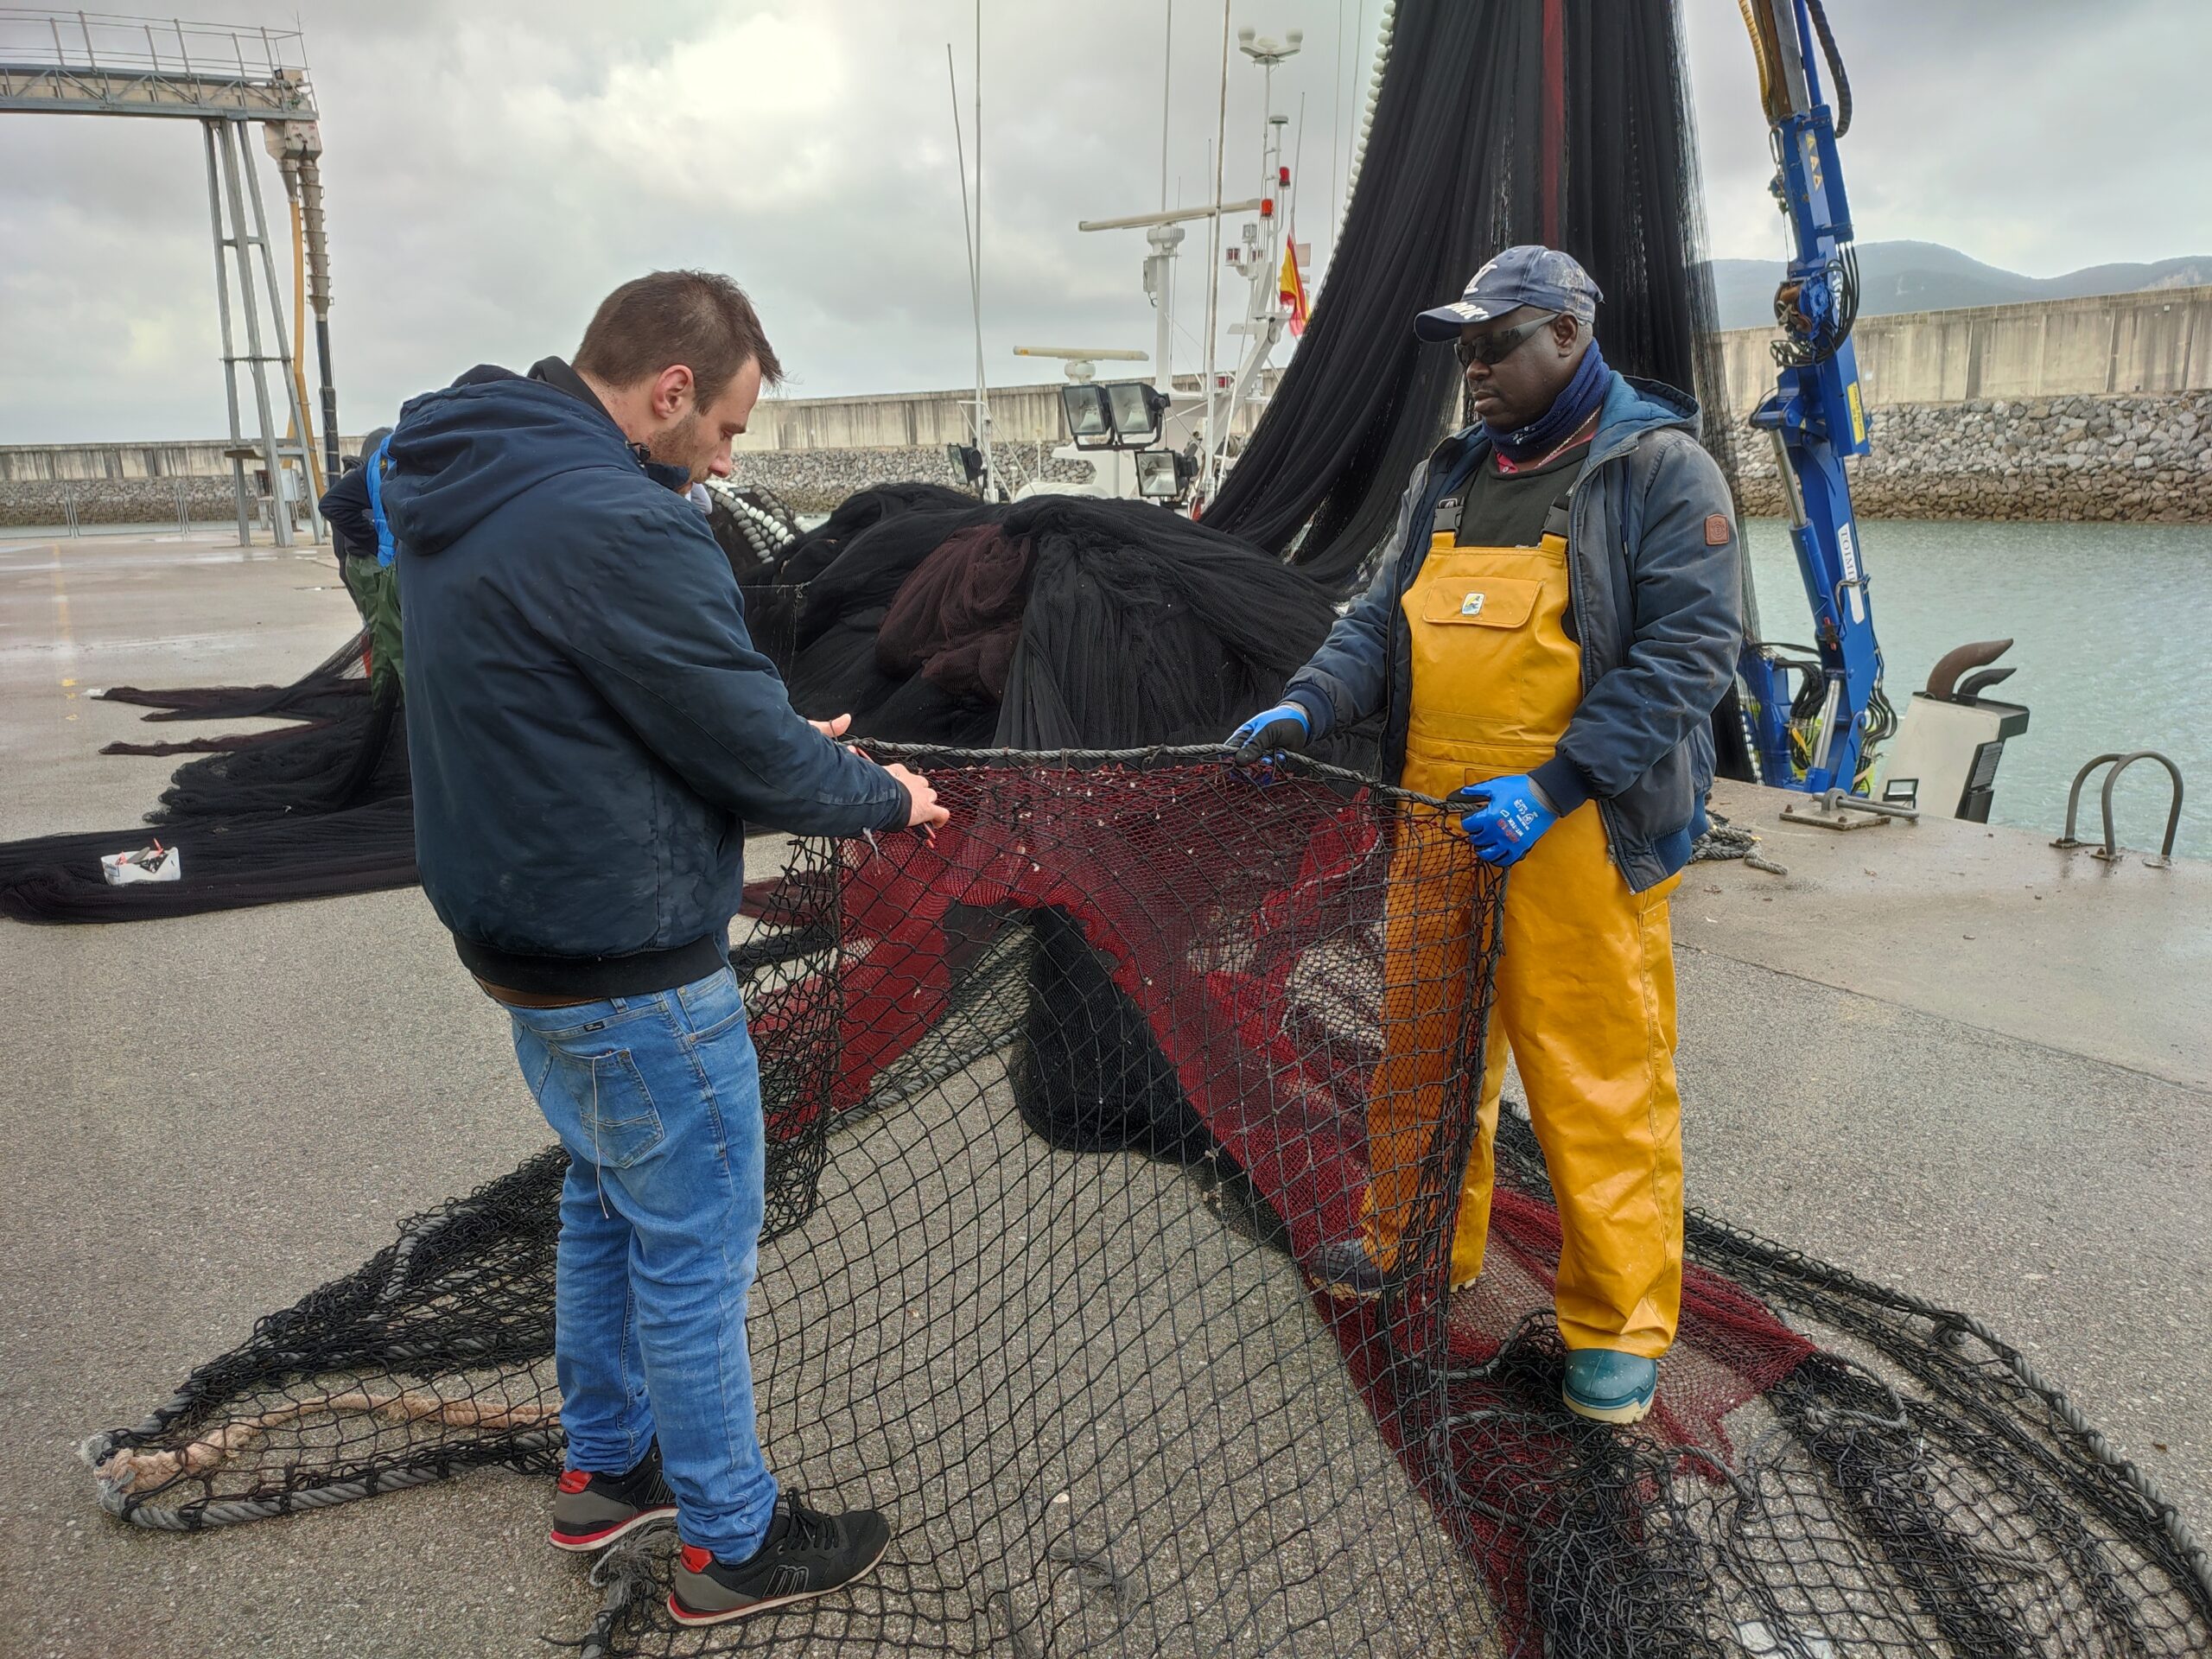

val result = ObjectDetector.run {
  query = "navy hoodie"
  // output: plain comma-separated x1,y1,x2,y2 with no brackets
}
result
381,358,910,995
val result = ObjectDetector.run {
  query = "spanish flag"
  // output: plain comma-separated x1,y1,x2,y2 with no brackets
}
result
1279,234,1309,337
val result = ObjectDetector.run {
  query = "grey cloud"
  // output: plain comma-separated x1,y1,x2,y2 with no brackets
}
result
3,0,2205,444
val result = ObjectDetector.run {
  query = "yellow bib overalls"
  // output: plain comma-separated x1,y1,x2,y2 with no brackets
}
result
1364,515,1685,1357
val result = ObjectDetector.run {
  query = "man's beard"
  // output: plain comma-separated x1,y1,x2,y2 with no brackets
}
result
646,410,710,486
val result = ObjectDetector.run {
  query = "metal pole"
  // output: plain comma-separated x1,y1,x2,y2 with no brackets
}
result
215,118,289,547
973,0,991,497
299,156,340,491
1159,0,1173,213
238,128,321,541
945,47,988,483
1328,0,1345,258
316,319,340,487
202,119,250,546
1154,5,1177,404
1200,0,1231,494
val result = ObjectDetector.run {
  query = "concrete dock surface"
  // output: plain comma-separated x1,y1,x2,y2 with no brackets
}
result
2,532,2206,1657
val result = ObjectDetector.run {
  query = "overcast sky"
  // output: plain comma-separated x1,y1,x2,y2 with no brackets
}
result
2,0,2206,444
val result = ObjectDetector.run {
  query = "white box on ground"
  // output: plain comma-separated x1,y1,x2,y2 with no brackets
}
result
100,846,181,886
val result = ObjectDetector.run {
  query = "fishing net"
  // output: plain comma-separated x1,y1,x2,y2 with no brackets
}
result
0,493,1337,921
0,632,421,924
80,752,2210,1656
1203,0,1737,592
768,492,1368,763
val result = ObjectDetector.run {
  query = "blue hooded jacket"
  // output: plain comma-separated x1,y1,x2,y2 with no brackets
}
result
380,360,910,995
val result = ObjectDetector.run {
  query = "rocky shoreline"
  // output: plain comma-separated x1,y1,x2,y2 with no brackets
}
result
726,447,1096,514
1729,390,2211,523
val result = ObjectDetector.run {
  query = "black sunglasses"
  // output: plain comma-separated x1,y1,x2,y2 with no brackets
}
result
1454,312,1561,367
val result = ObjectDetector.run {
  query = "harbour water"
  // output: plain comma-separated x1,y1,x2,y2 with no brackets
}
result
1744,518,2211,859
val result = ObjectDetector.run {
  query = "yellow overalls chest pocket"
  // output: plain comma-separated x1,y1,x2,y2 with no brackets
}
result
1400,529,1583,783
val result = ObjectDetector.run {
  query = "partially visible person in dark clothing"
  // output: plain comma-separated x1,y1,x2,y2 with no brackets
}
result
319,425,402,690
373,270,946,1628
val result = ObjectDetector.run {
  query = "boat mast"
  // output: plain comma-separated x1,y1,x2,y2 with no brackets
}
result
1200,0,1231,496
973,2,993,498
947,40,991,500
1154,0,1176,397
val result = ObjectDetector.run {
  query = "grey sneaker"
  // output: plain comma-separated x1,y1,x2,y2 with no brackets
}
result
548,1443,677,1552
1306,1238,1388,1300
669,1494,893,1626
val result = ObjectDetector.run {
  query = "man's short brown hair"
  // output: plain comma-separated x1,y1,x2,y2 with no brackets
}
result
574,270,785,404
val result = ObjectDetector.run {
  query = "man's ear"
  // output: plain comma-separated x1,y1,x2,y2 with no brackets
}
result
1551,315,1582,353
653,364,696,420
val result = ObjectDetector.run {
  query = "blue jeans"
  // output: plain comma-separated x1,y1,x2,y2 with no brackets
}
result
506,967,779,1560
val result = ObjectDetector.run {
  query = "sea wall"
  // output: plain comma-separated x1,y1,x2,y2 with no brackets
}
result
11,291,2209,524
0,474,241,528
1713,286,2212,413
1712,285,2212,522
1727,390,2212,523
0,435,371,528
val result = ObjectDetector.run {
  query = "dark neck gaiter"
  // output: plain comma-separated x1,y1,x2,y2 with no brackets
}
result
1485,340,1610,465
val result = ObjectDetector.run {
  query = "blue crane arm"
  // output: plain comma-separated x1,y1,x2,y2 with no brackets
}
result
1734,0,1887,795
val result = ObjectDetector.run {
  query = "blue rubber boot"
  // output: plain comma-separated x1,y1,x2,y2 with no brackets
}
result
1562,1349,1659,1425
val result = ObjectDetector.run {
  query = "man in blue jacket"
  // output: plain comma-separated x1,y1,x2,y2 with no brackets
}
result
1227,247,1742,1427
378,270,946,1626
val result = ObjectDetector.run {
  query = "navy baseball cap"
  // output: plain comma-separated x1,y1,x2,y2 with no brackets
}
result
1414,245,1603,342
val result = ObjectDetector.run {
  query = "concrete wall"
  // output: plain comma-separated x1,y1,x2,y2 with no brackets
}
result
1708,287,2212,522
1714,285,2212,416
740,384,1066,453
10,294,2208,524
0,435,370,528
736,371,1271,454
0,435,370,483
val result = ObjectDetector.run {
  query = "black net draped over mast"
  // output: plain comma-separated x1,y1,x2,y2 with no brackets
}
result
81,753,2212,1657
1202,0,1736,592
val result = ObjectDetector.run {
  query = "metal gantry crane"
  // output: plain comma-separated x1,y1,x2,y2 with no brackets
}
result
0,10,336,546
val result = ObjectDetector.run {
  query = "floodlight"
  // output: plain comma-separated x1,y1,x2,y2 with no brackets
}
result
1064,379,1170,450
1135,449,1187,499
1106,381,1168,443
1061,384,1113,447
945,442,984,486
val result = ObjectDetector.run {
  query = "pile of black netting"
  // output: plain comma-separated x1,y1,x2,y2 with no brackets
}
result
1203,0,1737,593
2,486,1352,923
762,489,1367,761
0,629,419,924
81,753,2210,1656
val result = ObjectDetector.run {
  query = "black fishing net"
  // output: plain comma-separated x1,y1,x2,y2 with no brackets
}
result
767,492,1370,763
80,753,2210,1656
1,494,1338,921
1203,0,1736,593
0,632,420,924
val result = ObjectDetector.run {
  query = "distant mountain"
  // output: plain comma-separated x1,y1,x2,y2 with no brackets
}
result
1704,240,2212,330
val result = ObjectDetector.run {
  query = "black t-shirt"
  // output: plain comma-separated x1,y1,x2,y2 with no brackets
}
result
1452,438,1592,549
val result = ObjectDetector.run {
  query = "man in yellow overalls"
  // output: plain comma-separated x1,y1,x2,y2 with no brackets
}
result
1226,247,1742,1424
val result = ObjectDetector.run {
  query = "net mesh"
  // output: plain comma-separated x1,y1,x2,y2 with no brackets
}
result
79,753,2210,1656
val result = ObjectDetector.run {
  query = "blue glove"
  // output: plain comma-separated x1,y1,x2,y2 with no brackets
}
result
1225,702,1310,766
1452,774,1558,867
